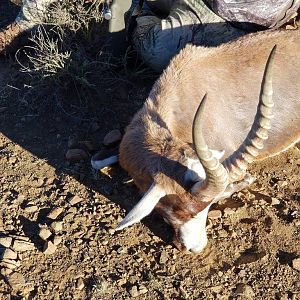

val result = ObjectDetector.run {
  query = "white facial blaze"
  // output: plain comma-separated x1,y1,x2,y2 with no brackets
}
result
116,183,166,231
178,204,211,253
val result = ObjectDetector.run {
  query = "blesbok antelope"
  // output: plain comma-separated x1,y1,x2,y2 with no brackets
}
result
92,29,300,253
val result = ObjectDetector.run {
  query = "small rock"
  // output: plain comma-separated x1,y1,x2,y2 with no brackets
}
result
232,283,254,299
39,228,52,240
68,136,78,148
103,129,122,146
53,236,62,246
0,259,20,270
271,198,280,205
0,237,13,248
24,205,39,213
12,240,35,252
218,229,228,238
208,210,222,219
7,272,25,290
43,241,57,255
47,207,64,220
64,213,75,222
76,278,85,290
292,258,300,271
67,207,78,214
69,195,83,206
1,248,18,260
129,285,139,297
65,149,88,162
277,180,288,188
139,285,148,295
78,140,96,151
50,221,63,232
179,285,189,299
117,246,126,254
0,107,8,113
159,250,169,264
117,278,127,286
9,235,30,242
223,207,235,216
235,252,266,265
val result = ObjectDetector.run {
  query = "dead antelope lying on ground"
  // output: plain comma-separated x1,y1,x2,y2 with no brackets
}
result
92,29,300,253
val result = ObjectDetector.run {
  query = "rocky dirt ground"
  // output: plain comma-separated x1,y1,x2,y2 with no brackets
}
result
0,1,300,300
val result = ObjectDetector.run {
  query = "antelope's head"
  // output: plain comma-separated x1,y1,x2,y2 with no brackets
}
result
116,46,276,253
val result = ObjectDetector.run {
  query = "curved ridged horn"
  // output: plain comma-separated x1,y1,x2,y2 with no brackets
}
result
192,94,229,197
223,45,277,182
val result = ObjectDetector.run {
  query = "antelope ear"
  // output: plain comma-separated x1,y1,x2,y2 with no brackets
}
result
116,183,166,231
211,149,225,160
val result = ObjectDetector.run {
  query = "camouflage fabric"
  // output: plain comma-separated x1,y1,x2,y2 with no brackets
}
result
129,0,300,71
130,0,245,71
206,0,300,30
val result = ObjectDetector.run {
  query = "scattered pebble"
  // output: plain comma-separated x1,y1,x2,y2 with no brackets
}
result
12,240,35,252
76,278,85,290
223,207,235,216
235,252,266,265
47,207,64,220
9,235,30,242
232,283,254,299
218,229,228,238
39,228,52,240
78,140,96,151
129,285,139,297
103,129,122,146
69,195,83,206
208,210,222,219
139,285,148,295
179,285,189,299
1,248,18,260
53,236,62,246
0,258,20,270
0,106,8,113
159,250,169,264
65,149,88,162
0,237,13,248
292,258,300,271
7,272,25,290
24,205,39,213
271,197,280,205
43,241,57,255
50,221,63,233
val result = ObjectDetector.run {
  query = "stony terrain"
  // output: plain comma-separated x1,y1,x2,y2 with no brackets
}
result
0,1,300,299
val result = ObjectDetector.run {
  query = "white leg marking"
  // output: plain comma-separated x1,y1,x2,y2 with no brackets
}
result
91,155,119,170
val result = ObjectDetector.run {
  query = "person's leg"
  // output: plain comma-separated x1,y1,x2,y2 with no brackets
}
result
131,0,245,72
107,0,132,56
